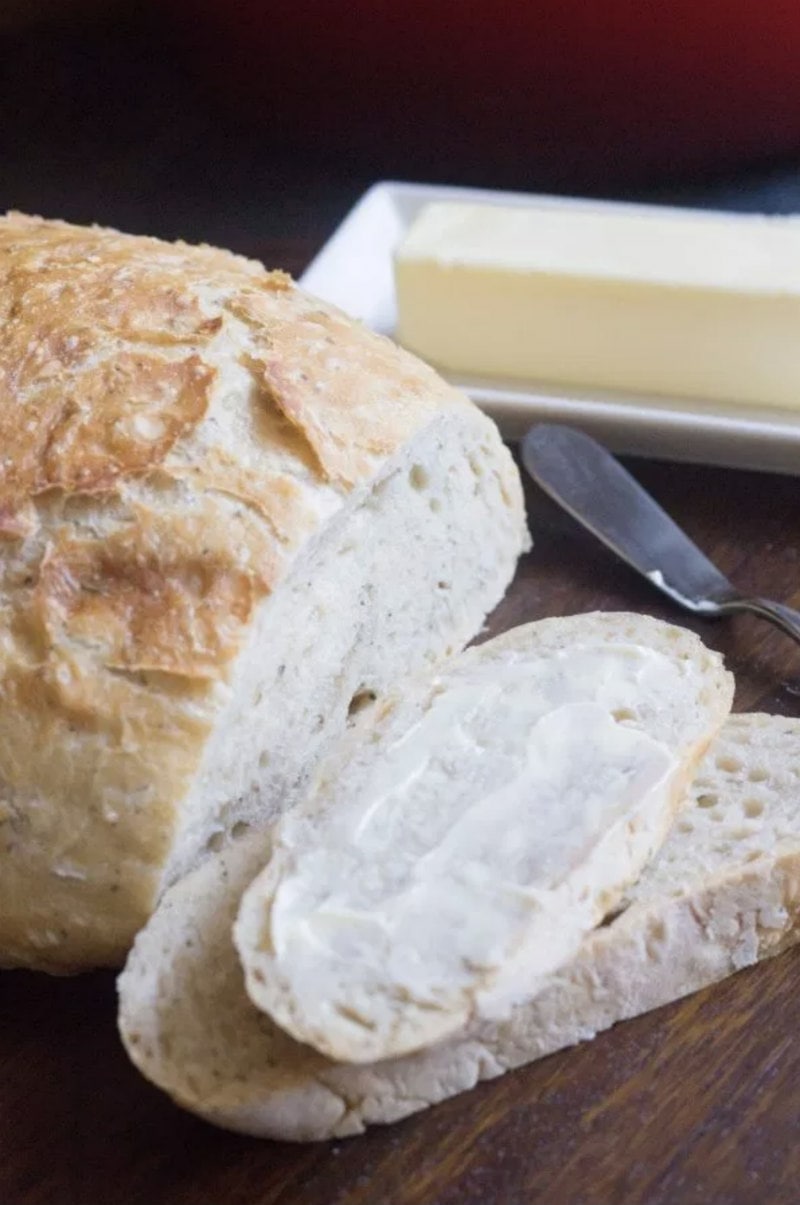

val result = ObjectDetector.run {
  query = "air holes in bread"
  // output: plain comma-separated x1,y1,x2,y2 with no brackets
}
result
348,689,377,719
206,820,250,853
696,793,718,809
748,767,768,783
613,707,636,723
205,831,225,853
716,755,743,774
743,799,765,819
409,465,429,491
599,902,630,929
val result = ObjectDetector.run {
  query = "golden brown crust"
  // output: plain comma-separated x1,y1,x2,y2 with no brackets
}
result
2,353,215,507
233,295,459,485
0,215,235,520
34,517,271,680
0,211,477,970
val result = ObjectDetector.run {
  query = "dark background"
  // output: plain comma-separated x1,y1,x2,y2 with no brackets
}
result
5,2,800,272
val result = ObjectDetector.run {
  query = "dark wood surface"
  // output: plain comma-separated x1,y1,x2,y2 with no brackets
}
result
3,14,800,1204
4,458,800,1205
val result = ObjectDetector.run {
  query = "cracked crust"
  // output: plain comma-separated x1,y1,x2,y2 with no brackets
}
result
0,212,522,971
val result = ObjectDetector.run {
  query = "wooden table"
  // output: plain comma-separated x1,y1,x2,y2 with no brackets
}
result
3,17,800,1196
4,446,800,1205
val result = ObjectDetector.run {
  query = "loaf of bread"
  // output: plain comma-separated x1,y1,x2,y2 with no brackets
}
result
118,616,761,1142
0,212,529,973
234,613,732,1063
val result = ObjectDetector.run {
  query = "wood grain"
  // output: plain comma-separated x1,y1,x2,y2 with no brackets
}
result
3,459,800,1205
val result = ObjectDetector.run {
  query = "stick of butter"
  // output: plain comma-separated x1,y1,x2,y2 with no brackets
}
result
394,200,800,409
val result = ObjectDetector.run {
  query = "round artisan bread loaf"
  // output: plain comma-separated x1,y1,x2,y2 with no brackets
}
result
0,212,529,972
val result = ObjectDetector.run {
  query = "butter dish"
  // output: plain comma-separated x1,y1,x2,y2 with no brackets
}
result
300,181,800,474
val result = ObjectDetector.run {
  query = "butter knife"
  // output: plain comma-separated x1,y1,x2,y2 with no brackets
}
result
521,423,800,647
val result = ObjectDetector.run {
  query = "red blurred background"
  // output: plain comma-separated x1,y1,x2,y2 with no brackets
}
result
3,1,800,257
171,0,800,182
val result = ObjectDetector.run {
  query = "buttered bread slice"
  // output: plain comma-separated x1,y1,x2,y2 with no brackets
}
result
118,712,799,1142
234,613,732,1063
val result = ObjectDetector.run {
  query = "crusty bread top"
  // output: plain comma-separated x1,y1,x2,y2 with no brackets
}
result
0,213,516,951
0,213,474,675
234,613,732,1063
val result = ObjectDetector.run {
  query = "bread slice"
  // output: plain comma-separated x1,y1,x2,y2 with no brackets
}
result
116,636,777,1144
0,213,528,973
233,613,731,1063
